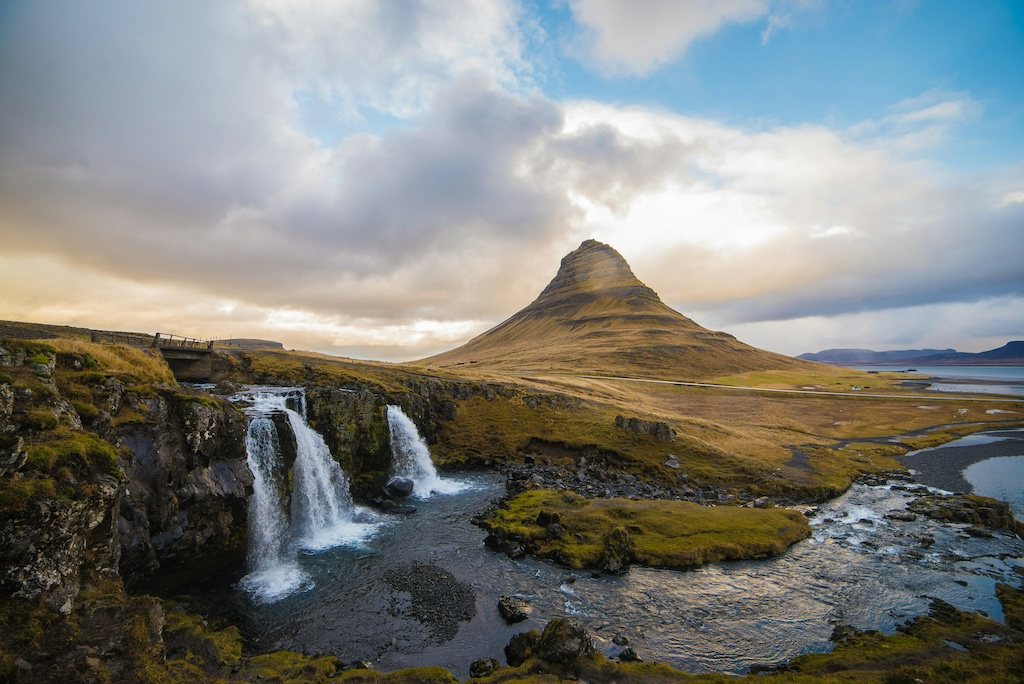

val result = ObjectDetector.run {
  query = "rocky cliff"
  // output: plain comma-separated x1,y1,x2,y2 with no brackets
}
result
0,338,252,612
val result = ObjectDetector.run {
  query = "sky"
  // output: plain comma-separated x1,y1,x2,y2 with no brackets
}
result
0,0,1022,360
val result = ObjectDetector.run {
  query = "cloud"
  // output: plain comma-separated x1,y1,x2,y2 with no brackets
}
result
566,0,770,76
0,2,1020,361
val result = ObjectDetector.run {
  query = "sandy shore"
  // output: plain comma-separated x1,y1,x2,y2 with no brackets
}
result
900,430,1024,494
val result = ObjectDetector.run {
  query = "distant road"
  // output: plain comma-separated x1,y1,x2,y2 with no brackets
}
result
559,374,1023,403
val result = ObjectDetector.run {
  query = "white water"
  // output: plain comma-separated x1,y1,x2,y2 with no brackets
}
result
237,389,379,603
386,405,467,499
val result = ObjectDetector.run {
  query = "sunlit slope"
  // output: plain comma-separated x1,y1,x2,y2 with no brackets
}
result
420,239,807,379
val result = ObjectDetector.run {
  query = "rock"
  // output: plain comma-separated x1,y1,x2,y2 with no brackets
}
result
385,477,414,498
884,511,917,522
597,526,634,574
14,657,32,672
469,657,500,678
506,543,526,560
498,595,530,624
535,618,597,665
536,509,561,526
505,630,541,666
664,454,680,469
966,526,994,538
909,494,1022,535
753,497,771,509
612,634,629,646
390,503,417,515
614,415,674,442
618,647,641,662
546,523,565,540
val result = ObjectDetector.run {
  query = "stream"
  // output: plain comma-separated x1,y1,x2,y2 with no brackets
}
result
195,387,1024,679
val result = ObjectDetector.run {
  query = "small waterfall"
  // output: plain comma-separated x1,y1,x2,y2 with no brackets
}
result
386,405,467,498
237,389,378,603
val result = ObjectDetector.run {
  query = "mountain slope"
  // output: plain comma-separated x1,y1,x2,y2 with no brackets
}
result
419,239,805,379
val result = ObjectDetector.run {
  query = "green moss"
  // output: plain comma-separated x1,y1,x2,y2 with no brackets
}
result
0,477,57,513
26,353,52,366
24,431,120,477
0,372,12,385
242,650,340,683
483,489,810,570
335,667,459,683
163,610,242,667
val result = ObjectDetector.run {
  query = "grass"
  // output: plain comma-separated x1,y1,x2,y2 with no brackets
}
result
45,338,175,384
482,489,811,570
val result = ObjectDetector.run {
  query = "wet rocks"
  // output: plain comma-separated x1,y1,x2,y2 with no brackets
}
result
385,477,414,498
504,629,540,666
614,415,674,442
885,510,918,522
469,657,500,677
498,595,530,624
909,494,1023,535
383,562,476,642
617,647,641,662
535,617,597,665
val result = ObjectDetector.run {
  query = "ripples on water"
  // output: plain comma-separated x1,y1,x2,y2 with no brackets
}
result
208,473,1024,678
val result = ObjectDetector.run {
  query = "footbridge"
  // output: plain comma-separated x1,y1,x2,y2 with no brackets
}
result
153,333,214,381
91,331,215,381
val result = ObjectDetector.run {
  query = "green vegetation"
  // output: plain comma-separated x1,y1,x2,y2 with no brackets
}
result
24,431,119,477
483,489,810,570
46,338,175,384
164,609,243,667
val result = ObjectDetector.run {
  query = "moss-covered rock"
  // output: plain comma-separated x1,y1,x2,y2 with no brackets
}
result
481,489,810,571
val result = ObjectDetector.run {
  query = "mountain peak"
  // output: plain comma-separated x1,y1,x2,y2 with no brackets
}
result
419,239,803,378
532,239,660,309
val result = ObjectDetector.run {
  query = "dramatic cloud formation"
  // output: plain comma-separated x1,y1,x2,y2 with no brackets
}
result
0,1,1021,359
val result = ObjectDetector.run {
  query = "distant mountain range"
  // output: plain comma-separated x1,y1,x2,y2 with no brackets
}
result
799,341,1024,366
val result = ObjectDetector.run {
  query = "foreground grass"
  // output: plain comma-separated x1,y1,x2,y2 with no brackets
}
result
481,489,810,570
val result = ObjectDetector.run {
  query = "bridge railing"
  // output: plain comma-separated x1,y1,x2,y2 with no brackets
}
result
153,333,214,351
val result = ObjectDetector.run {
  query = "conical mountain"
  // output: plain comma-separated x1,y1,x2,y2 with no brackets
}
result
421,239,804,379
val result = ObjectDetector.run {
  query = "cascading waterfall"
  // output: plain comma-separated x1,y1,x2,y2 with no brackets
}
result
237,389,378,603
386,405,467,498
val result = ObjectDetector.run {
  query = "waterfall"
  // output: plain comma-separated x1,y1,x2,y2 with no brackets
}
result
386,405,467,498
237,389,378,603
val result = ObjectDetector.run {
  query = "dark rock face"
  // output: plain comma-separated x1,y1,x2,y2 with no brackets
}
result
0,476,120,613
535,617,597,665
306,387,391,500
116,393,252,588
615,415,674,442
385,477,414,498
498,595,530,623
0,340,254,608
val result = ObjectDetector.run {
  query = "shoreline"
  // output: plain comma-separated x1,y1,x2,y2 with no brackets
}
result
899,429,1024,495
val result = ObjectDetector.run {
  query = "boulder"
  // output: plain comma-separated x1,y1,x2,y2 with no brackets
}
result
469,657,500,678
614,415,674,442
504,629,541,666
498,595,530,624
535,618,597,666
385,477,414,498
618,647,641,662
597,526,634,574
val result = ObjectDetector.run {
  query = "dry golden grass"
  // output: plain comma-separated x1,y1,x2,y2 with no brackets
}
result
45,339,175,384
